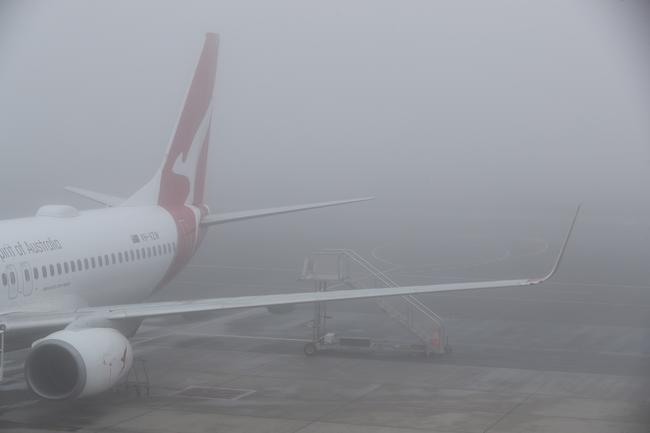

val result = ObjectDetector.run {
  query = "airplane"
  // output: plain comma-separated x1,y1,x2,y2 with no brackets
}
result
0,33,578,401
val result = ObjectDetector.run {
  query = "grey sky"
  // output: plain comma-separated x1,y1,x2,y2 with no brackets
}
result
0,0,648,220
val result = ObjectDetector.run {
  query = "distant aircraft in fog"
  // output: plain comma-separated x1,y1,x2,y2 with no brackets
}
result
0,33,576,400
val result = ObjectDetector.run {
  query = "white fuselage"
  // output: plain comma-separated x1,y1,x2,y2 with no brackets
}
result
0,205,184,313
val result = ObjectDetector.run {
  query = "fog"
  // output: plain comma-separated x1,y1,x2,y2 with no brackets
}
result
1,1,650,430
1,0,649,281
1,1,648,214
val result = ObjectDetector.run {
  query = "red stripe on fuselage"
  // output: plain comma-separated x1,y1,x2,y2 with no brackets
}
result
155,205,202,290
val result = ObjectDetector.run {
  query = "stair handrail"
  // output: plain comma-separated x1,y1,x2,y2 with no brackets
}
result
323,249,445,325
324,248,447,345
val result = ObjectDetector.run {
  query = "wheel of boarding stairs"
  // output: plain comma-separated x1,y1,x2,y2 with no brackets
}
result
303,342,318,356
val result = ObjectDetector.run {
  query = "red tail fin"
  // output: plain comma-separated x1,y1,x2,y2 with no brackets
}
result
124,33,219,207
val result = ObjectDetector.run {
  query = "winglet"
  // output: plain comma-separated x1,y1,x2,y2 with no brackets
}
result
528,204,580,284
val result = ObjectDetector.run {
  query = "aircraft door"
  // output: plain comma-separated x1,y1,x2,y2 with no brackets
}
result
177,215,193,238
20,262,33,296
176,214,196,255
6,265,18,300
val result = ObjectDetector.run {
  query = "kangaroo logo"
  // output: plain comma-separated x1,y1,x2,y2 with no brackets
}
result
171,106,212,205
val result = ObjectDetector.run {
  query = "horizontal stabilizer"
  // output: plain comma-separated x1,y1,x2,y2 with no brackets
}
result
200,197,374,226
64,186,125,207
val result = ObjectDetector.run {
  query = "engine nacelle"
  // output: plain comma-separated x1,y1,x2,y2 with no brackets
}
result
24,328,133,400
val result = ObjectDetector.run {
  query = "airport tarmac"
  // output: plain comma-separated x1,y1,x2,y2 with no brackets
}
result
2,210,650,432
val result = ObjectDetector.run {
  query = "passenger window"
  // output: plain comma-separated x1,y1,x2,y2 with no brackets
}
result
24,269,30,281
136,249,140,260
118,252,123,263
10,272,15,284
57,263,62,275
141,247,146,258
98,256,103,267
2,273,7,286
77,259,82,270
50,264,55,276
111,253,116,265
64,262,69,274
33,267,39,279
125,251,130,262
91,257,96,268
71,261,76,272
42,266,47,278
84,258,89,270
105,254,109,265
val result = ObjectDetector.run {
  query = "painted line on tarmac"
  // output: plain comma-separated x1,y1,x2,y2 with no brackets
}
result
452,342,650,359
186,264,300,273
174,333,311,343
427,291,650,309
370,236,548,272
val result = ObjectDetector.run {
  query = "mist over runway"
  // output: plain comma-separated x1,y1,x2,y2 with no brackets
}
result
168,208,650,376
4,209,650,431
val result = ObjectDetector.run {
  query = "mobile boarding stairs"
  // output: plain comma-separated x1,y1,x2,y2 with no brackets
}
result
300,249,449,357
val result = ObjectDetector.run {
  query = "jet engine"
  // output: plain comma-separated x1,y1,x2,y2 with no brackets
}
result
24,328,133,400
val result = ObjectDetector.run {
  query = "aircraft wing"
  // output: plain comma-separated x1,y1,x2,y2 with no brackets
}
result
200,197,374,226
2,205,578,334
2,277,545,333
